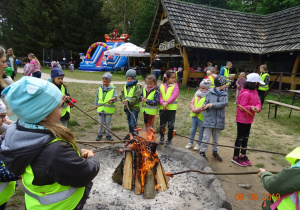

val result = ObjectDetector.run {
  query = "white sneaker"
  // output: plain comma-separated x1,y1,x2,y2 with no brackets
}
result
185,143,193,149
194,144,200,150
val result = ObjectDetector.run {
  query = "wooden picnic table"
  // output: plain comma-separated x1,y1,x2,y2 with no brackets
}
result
289,90,300,117
266,99,300,118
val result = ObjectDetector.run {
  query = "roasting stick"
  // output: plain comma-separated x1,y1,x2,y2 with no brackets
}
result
165,169,279,177
85,103,105,112
66,98,122,141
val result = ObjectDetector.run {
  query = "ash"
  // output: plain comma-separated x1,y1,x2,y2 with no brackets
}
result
84,148,215,210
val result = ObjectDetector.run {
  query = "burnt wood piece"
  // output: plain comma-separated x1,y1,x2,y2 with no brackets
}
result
143,167,156,199
112,158,124,185
122,151,133,190
155,160,168,192
134,153,142,194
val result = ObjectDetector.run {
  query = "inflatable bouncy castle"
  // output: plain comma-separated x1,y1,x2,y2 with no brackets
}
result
79,31,129,71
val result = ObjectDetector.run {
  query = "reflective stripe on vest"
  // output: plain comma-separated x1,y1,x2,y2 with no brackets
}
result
124,85,140,108
0,162,17,205
61,86,70,117
189,97,205,121
159,84,177,110
141,88,158,115
208,76,215,88
258,73,270,91
22,138,85,209
97,86,116,114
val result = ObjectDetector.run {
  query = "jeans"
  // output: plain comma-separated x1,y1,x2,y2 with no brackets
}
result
32,71,41,78
152,70,161,81
200,128,221,153
125,109,138,133
234,122,252,157
189,117,204,145
98,113,112,136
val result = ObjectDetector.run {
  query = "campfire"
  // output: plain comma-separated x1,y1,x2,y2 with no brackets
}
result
112,128,169,199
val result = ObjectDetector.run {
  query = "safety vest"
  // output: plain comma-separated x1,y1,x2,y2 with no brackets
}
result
208,75,215,88
97,86,116,114
222,67,230,85
124,85,140,108
269,147,300,210
159,84,177,110
22,138,85,210
189,97,205,121
0,163,17,205
61,85,70,117
141,88,158,115
258,73,270,91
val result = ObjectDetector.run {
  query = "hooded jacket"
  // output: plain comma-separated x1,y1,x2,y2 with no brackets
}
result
202,88,228,130
0,122,99,188
94,84,118,114
236,88,261,124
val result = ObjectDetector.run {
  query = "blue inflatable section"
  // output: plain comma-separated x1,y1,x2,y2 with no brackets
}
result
78,42,128,72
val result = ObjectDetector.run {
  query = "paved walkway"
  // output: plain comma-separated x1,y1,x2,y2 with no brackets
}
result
17,68,150,85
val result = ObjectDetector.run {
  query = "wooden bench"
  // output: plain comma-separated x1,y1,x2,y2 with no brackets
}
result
265,100,300,118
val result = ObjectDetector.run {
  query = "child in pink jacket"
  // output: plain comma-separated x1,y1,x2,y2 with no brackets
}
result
231,73,263,167
159,70,179,146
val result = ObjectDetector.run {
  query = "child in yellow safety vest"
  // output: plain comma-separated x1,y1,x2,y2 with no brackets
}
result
93,72,117,141
50,67,71,127
185,79,212,151
0,77,99,210
159,70,179,146
257,64,270,107
139,75,160,132
120,69,142,139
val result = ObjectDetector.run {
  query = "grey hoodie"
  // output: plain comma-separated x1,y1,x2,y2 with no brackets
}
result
202,88,228,130
0,122,99,188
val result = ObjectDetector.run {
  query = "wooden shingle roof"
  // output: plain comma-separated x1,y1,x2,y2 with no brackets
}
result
153,0,300,54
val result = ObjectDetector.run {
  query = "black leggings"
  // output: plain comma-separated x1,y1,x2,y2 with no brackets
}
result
257,89,266,106
234,122,251,157
159,110,176,141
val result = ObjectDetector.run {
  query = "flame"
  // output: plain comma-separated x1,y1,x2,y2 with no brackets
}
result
129,127,159,192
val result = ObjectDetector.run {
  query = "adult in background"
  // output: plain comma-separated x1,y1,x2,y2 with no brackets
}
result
6,48,17,80
220,61,232,93
27,53,42,78
205,62,213,72
151,55,162,81
257,64,270,107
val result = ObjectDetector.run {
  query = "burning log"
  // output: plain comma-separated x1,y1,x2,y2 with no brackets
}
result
112,128,169,199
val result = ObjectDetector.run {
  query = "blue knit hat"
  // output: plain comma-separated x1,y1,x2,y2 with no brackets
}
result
1,76,62,123
51,67,65,79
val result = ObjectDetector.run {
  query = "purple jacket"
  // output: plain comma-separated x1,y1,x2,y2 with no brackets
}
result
236,78,246,91
236,88,261,124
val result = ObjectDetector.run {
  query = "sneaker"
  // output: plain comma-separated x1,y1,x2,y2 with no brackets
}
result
200,152,207,160
212,153,223,162
165,140,172,146
96,135,102,141
231,156,247,167
240,155,252,166
159,135,164,145
106,136,114,141
185,143,193,149
193,144,200,151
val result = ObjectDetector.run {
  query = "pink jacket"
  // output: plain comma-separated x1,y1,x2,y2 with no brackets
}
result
236,88,261,124
27,60,41,76
190,96,205,118
159,83,179,110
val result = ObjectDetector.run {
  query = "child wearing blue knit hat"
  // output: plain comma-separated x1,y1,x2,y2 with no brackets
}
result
0,76,99,210
50,67,71,127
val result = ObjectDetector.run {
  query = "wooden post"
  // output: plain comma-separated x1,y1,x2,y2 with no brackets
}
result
122,151,133,190
291,51,300,90
182,47,190,86
167,59,170,69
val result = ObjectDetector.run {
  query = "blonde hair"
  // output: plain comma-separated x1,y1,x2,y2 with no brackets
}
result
239,72,246,78
260,64,267,70
28,53,40,65
207,62,212,67
210,67,216,74
38,121,78,151
7,48,15,58
0,46,7,88
145,75,157,86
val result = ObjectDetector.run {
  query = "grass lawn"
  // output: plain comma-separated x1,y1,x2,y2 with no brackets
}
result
40,67,145,81
5,75,300,209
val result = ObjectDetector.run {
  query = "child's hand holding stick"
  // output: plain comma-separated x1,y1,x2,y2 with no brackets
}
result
81,149,95,158
251,106,260,113
142,97,147,103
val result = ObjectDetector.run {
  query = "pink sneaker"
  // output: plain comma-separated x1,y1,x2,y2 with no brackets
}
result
231,156,247,167
240,155,252,166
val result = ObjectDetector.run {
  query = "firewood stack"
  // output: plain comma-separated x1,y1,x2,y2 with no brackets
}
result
112,128,169,199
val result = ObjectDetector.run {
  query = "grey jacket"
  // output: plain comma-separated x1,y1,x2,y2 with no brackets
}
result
202,88,228,130
94,84,117,114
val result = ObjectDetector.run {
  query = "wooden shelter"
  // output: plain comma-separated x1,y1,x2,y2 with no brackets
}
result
146,0,300,89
